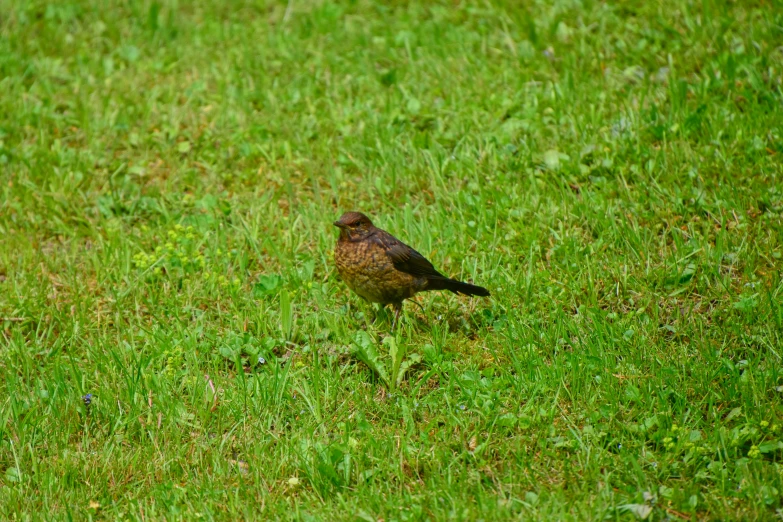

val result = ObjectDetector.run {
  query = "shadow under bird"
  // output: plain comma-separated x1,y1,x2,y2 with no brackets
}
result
333,211,490,327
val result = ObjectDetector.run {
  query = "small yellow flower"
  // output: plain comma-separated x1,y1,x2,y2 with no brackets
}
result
760,420,769,429
748,445,760,459
671,424,679,432
165,242,174,250
203,272,211,280
232,277,240,286
175,224,184,231
187,226,194,232
155,246,163,254
167,230,177,239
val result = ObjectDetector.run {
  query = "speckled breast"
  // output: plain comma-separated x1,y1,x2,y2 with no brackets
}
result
335,239,420,304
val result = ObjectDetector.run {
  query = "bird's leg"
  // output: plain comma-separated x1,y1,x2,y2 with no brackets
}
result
391,302,403,330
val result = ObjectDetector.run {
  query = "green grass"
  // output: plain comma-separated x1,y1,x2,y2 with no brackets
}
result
1,0,783,519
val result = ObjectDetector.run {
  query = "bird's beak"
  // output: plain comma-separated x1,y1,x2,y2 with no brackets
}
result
333,221,346,229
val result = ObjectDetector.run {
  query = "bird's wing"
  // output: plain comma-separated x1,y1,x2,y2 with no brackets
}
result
373,230,445,278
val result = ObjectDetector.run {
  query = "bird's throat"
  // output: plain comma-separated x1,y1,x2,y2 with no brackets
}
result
339,229,373,242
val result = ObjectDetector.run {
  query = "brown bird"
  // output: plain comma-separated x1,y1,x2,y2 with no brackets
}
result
333,211,490,327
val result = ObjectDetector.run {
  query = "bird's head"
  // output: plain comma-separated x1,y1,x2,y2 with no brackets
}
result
334,212,375,240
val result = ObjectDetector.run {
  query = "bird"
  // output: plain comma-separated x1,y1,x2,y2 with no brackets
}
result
333,211,490,327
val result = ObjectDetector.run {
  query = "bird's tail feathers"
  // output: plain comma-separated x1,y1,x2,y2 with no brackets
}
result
427,277,490,297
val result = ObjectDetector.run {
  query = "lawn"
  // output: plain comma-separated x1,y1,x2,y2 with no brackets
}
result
1,0,782,519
